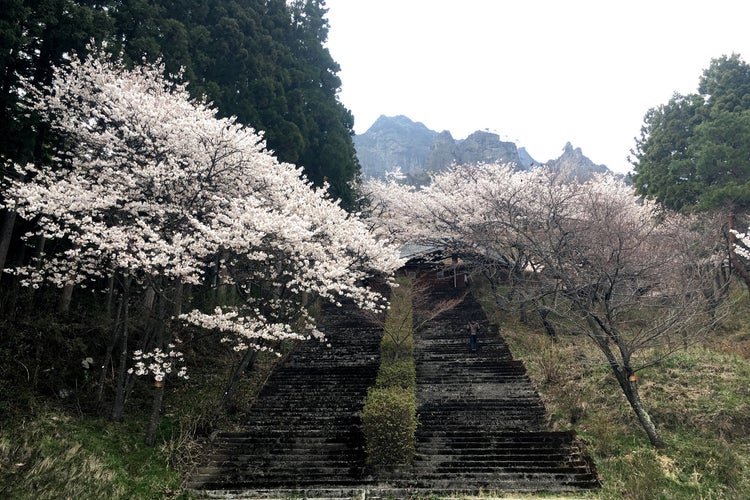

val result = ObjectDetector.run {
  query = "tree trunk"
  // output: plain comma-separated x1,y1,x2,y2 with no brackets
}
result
173,280,183,317
58,282,74,313
585,314,665,448
143,286,156,311
0,209,16,274
144,380,165,446
98,293,123,403
223,347,260,412
482,270,502,307
32,236,45,267
105,275,116,316
144,283,175,446
209,255,220,306
617,371,665,448
3,231,27,319
31,331,43,388
111,276,131,421
537,305,557,341
144,382,165,446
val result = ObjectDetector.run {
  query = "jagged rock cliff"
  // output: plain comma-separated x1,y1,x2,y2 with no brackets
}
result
545,142,609,181
423,130,458,172
421,129,525,172
353,115,437,179
354,115,610,182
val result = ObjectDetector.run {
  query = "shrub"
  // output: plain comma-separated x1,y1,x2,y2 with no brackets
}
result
361,276,417,469
374,358,415,390
361,386,417,467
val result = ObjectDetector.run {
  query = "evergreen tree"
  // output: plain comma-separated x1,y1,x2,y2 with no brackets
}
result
632,54,750,212
631,54,750,292
287,0,360,206
0,0,113,165
630,93,705,212
2,0,359,205
1,0,362,273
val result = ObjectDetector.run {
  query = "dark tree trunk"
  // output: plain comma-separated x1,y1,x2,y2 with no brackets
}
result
617,373,665,448
173,280,183,317
144,382,165,446
585,314,665,448
144,289,167,446
105,275,116,316
143,286,155,311
31,331,43,388
482,269,502,307
98,292,123,403
58,282,74,313
537,305,557,341
3,230,27,319
222,347,260,412
32,236,45,267
144,281,182,446
0,209,16,273
111,277,131,421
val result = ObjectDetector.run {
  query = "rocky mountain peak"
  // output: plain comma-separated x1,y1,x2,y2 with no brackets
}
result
354,116,610,183
546,142,609,181
353,115,437,180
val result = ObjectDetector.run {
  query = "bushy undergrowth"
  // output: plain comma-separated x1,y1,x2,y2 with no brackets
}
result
362,277,417,469
0,295,292,498
476,280,750,499
0,409,183,499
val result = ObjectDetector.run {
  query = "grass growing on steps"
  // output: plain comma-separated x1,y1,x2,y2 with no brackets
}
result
362,277,417,468
474,279,750,499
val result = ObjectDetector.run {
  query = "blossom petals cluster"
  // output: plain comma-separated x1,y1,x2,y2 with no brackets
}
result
3,48,403,355
128,344,188,382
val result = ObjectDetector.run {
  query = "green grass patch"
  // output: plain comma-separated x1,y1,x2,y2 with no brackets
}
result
474,276,750,499
362,277,418,469
0,407,186,499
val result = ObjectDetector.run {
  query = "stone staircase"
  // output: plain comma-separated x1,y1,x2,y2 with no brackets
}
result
188,303,381,496
189,291,599,498
400,290,599,493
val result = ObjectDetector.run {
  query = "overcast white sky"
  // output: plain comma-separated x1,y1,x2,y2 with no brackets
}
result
324,0,750,173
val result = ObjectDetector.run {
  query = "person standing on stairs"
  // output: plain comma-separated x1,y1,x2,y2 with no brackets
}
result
467,321,479,351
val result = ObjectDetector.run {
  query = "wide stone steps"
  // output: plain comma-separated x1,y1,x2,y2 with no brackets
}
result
417,374,534,384
189,290,599,496
403,475,597,492
405,291,598,492
188,302,379,492
208,438,359,450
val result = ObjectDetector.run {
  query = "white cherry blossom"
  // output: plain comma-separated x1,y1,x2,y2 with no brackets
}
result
2,48,403,361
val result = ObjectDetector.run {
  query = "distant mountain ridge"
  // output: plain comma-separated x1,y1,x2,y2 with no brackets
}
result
354,115,610,183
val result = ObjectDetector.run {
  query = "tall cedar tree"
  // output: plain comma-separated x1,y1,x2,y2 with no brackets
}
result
631,54,750,293
110,0,359,205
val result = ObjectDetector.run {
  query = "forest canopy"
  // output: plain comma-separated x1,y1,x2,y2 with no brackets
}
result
0,0,359,206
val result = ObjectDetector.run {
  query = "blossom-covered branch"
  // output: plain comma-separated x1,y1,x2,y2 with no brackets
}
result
2,47,403,353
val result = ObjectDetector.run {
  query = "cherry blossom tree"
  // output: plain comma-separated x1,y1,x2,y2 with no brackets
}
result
367,164,725,448
2,48,402,445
